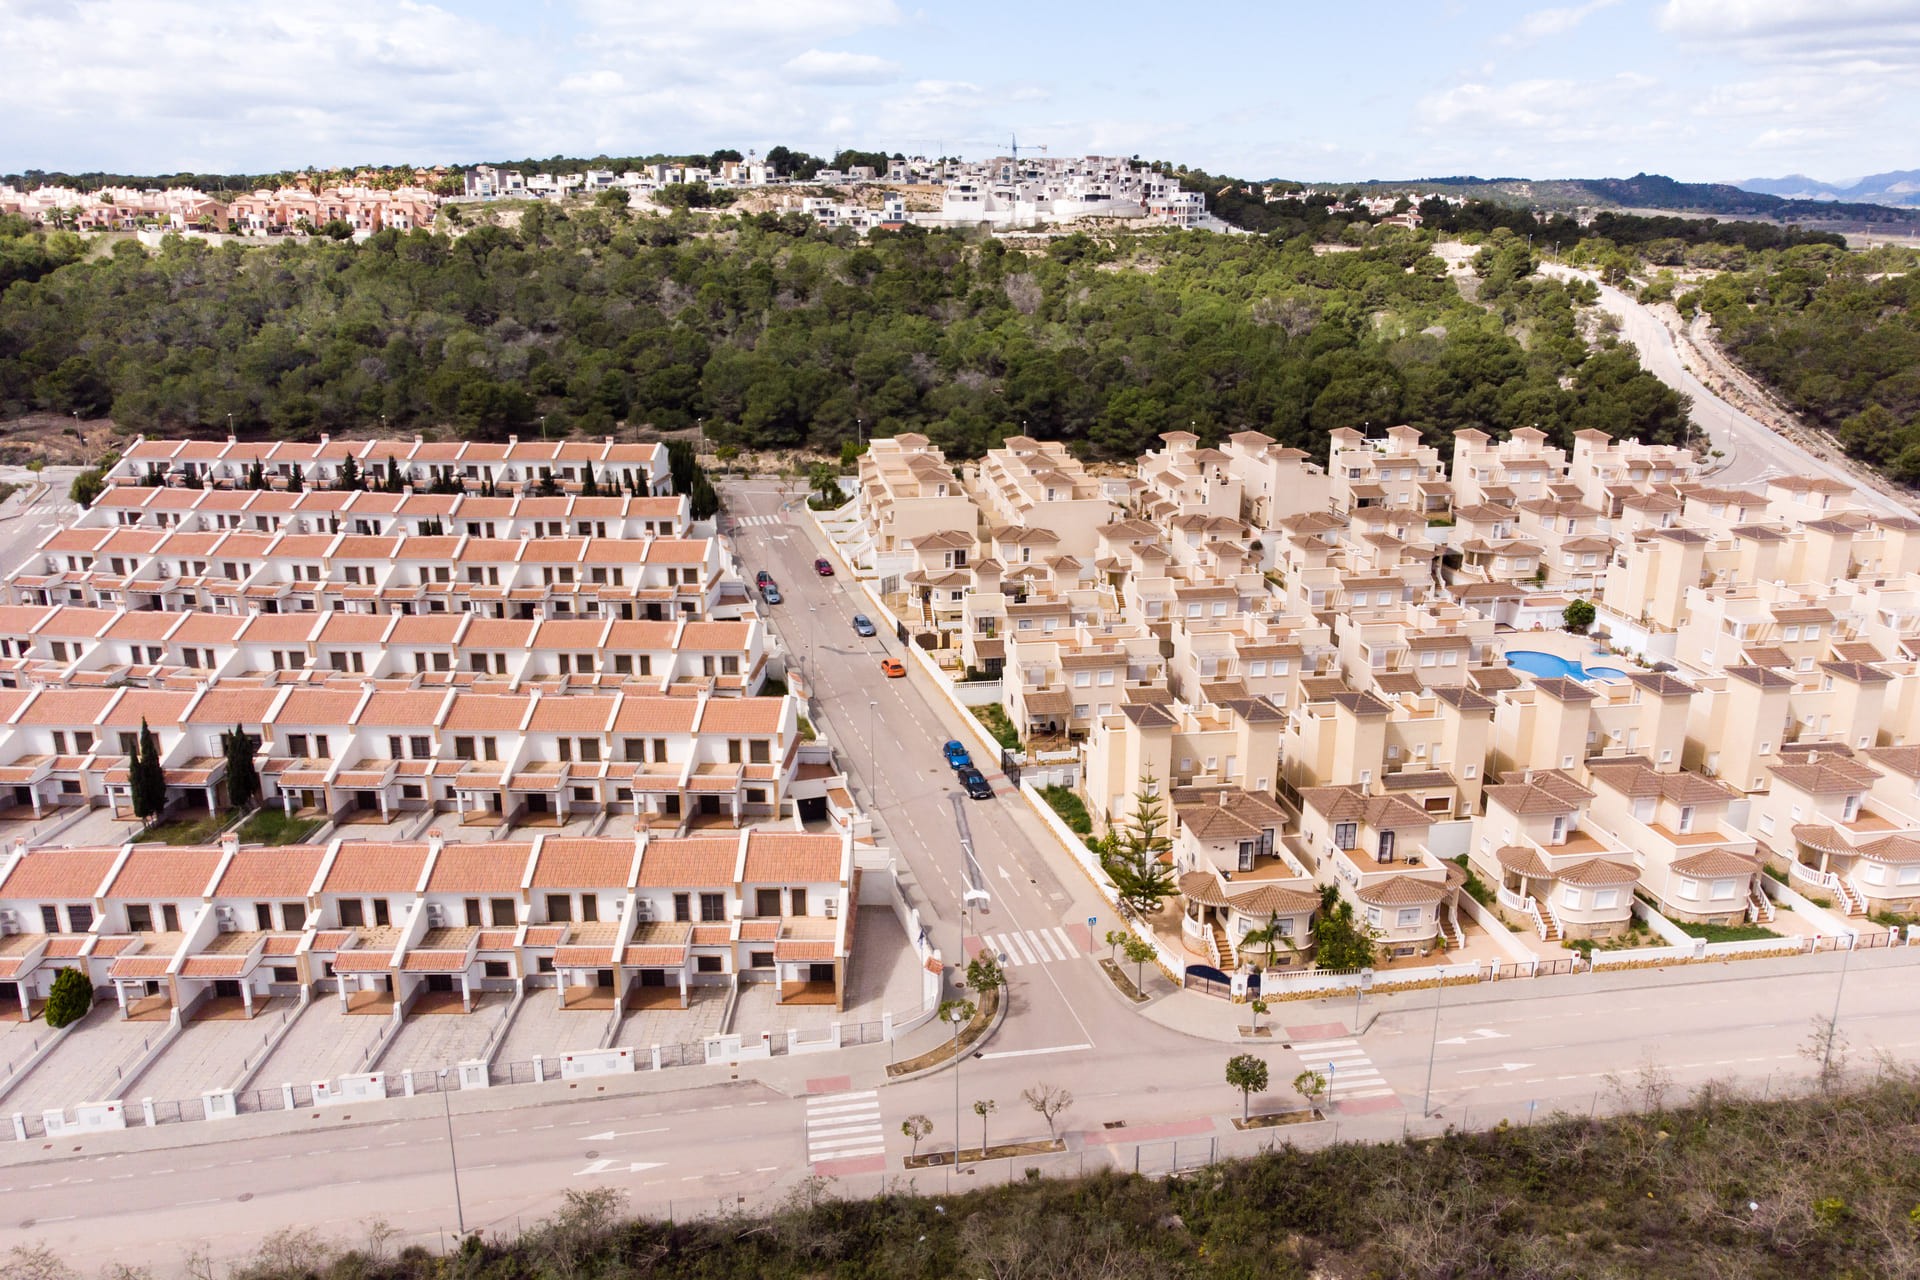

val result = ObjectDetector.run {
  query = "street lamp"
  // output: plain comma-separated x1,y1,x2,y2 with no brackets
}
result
948,1001,970,1166
1420,973,1444,1117
1822,935,1854,1082
435,1068,467,1234
868,699,878,810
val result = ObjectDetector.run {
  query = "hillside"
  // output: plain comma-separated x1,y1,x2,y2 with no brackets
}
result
1324,173,1920,227
0,208,1687,461
67,1072,1920,1280
1738,169,1920,209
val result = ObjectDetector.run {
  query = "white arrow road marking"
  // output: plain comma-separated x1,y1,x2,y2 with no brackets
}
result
574,1158,666,1176
582,1128,669,1140
1457,1062,1536,1074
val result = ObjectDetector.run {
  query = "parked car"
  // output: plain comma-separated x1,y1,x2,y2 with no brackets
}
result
880,657,905,678
762,585,782,605
814,558,835,576
754,570,774,588
851,614,876,637
942,740,973,770
959,767,993,800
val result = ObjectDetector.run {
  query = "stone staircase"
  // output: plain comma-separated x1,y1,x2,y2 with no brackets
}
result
1832,876,1867,917
1437,912,1466,950
1530,897,1562,943
1746,888,1776,924
1208,922,1237,971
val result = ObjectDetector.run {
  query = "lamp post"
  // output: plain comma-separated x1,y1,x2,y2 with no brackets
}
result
948,1002,970,1165
1822,934,1854,1082
436,1068,467,1234
868,699,879,810
1421,973,1444,1117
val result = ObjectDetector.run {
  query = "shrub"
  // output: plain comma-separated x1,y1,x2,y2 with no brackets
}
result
44,966,92,1028
1040,785,1092,835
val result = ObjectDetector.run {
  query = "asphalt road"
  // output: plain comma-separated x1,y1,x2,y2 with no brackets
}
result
0,467,82,579
1537,266,1908,514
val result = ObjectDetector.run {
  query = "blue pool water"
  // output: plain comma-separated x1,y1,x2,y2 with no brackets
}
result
1506,649,1627,682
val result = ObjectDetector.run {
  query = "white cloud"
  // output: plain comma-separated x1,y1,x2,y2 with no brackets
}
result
1420,73,1661,141
783,48,901,84
1658,0,1920,64
1499,0,1619,46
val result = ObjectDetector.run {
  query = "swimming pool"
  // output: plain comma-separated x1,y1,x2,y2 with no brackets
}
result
1506,649,1628,682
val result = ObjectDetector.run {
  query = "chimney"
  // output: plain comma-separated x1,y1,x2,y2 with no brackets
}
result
220,832,238,856
1217,790,1229,807
427,827,445,857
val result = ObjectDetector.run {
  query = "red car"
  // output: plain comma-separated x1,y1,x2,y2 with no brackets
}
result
814,558,835,576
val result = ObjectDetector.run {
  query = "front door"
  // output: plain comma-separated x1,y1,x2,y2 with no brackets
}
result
527,793,549,815
11,786,29,807
426,974,454,993
699,795,721,815
640,969,665,987
356,791,377,811
808,963,835,983
213,979,241,999
596,968,614,988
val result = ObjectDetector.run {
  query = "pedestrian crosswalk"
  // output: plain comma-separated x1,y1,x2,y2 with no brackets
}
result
977,926,1081,968
733,513,785,528
805,1088,886,1164
1288,1035,1395,1101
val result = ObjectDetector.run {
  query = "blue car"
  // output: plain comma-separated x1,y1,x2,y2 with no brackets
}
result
851,614,876,637
942,740,973,771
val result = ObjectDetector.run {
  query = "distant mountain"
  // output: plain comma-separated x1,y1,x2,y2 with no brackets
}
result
1330,171,1920,225
1734,169,1920,208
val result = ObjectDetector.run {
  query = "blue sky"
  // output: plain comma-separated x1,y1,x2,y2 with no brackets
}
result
3,0,1917,182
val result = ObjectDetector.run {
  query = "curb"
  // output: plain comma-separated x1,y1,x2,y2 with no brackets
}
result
882,985,1009,1085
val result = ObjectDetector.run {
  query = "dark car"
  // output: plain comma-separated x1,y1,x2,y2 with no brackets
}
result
851,614,876,637
959,767,992,800
814,558,835,576
762,584,782,605
754,570,774,588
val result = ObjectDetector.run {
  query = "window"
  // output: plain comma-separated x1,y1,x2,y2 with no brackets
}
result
39,904,58,932
1711,879,1738,900
1560,886,1581,908
1396,907,1421,928
255,903,274,930
1595,889,1619,909
546,893,572,922
1677,805,1695,835
483,961,511,979
454,736,475,760
1842,793,1861,822
1333,822,1357,850
1678,877,1699,900
700,892,726,922
126,903,153,932
490,898,516,926
749,739,770,764
580,895,598,923
696,955,724,974
790,888,808,916
756,889,782,916
750,950,774,969
1365,906,1382,927
410,736,431,759
464,898,483,927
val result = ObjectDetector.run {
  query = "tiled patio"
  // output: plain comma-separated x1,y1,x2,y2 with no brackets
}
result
4,1003,163,1114
248,997,387,1089
130,997,289,1103
376,992,510,1075
611,983,727,1052
490,987,607,1066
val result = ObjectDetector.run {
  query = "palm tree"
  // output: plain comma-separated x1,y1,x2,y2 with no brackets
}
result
1241,911,1296,972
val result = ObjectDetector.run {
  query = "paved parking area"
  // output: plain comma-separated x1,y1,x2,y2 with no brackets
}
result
3,1004,160,1114
249,997,386,1089
491,990,605,1068
733,907,920,1037
129,999,291,1102
613,984,726,1053
376,993,510,1076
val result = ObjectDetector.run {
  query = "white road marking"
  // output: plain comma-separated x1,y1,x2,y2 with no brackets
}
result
977,1043,1093,1060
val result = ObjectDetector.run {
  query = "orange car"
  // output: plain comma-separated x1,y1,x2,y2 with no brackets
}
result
880,658,906,678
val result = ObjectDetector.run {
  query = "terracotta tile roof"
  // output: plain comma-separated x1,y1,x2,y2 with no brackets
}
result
522,925,567,947
310,930,353,951
0,846,121,898
329,949,396,973
109,954,174,979
441,693,532,732
1354,875,1448,906
355,690,451,727
106,847,223,899
323,841,429,893
527,695,617,733
529,838,634,889
180,954,251,978
773,939,836,962
1669,849,1759,877
184,686,281,725
622,943,688,966
637,837,738,887
741,832,843,883
613,698,700,734
1556,858,1639,886
214,847,324,898
275,688,365,725
425,842,532,893
476,929,519,950
552,944,616,966
17,688,117,725
401,950,473,973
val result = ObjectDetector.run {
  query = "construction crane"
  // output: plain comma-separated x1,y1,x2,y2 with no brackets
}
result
1006,133,1049,162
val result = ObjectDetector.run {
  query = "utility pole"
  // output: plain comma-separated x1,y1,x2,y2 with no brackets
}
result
1822,934,1854,1081
1421,975,1444,1117
868,699,879,810
436,1069,466,1234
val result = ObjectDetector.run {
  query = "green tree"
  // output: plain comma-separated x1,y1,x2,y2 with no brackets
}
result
336,454,361,492
1292,1068,1327,1112
964,954,1005,998
44,966,92,1029
901,1113,932,1158
1563,598,1597,633
1247,996,1269,1034
1100,774,1177,917
1225,1053,1270,1123
1103,927,1128,964
130,717,167,826
971,1098,996,1155
222,725,260,812
1241,911,1295,972
68,467,106,508
1312,884,1377,971
1120,931,1157,993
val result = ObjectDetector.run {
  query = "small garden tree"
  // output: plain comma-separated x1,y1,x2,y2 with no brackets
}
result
901,1114,932,1158
972,1098,996,1153
1121,932,1156,993
223,725,260,812
1225,1053,1269,1123
1021,1083,1071,1139
1293,1068,1327,1112
1312,884,1377,971
1104,927,1129,964
44,966,92,1028
130,718,167,827
965,954,1005,998
1563,597,1597,634
1247,996,1269,1033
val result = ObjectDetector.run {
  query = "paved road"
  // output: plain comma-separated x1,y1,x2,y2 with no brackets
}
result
0,466,81,579
1538,265,1908,514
